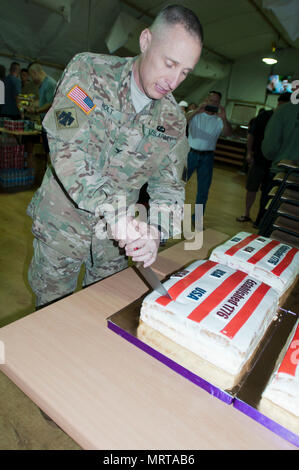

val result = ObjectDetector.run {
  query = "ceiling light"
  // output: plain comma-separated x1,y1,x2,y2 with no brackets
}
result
262,57,278,65
262,43,278,65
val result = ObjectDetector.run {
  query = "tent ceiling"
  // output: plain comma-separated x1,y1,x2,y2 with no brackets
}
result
0,0,298,99
120,0,298,59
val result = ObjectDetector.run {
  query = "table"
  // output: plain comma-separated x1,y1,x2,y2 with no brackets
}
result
0,126,44,191
0,229,296,449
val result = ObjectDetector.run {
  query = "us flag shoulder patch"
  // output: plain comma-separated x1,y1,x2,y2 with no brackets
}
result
67,85,95,114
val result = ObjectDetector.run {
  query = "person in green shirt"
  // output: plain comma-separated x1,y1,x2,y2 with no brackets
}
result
256,76,299,228
262,82,299,172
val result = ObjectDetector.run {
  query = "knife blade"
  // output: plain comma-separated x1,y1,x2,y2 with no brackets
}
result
135,264,172,300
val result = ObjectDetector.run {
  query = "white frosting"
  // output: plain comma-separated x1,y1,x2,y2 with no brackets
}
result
140,260,279,377
209,232,299,295
261,319,299,418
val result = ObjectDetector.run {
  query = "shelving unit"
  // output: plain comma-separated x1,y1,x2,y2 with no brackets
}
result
214,137,247,167
259,161,299,246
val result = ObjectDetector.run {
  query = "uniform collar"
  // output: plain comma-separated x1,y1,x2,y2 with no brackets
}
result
117,56,136,114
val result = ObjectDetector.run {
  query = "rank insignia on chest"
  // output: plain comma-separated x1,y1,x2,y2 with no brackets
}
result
55,107,79,129
67,85,95,114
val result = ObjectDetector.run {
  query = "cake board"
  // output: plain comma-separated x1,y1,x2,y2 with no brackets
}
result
107,267,299,447
233,308,299,448
107,294,234,405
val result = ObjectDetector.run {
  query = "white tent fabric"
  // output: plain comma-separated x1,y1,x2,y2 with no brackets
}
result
0,0,120,68
105,11,141,54
0,0,298,100
31,0,75,23
263,0,299,41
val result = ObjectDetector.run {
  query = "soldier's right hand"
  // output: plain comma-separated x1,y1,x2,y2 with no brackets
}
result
110,216,141,247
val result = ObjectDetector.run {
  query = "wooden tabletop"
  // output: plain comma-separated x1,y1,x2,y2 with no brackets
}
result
0,229,296,449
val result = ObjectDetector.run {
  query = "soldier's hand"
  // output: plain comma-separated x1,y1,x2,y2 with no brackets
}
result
110,216,140,246
124,222,160,268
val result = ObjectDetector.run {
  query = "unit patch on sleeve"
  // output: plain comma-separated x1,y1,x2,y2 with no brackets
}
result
55,107,79,129
67,85,95,114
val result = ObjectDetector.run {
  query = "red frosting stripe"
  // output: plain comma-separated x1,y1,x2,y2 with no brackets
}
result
277,323,299,377
155,260,217,306
187,270,248,324
225,234,259,256
221,283,271,339
271,247,298,277
247,240,280,265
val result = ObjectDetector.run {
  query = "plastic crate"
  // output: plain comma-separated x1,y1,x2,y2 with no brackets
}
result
0,168,35,188
0,145,25,169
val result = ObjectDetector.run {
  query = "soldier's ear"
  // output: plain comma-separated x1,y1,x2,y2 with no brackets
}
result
139,28,152,54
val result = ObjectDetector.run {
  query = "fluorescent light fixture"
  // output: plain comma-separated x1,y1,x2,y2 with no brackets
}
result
262,57,278,65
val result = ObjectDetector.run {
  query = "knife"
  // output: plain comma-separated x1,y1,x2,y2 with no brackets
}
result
135,264,172,300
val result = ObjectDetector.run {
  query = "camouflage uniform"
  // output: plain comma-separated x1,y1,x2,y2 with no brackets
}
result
27,53,189,306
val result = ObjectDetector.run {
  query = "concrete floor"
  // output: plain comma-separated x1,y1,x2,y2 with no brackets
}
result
0,157,259,449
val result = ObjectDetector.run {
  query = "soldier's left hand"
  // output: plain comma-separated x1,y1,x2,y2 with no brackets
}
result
124,221,160,268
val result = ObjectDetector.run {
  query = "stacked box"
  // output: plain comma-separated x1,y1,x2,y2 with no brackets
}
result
3,120,24,132
0,145,25,169
0,168,34,188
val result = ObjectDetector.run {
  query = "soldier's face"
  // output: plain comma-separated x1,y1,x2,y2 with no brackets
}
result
135,24,202,100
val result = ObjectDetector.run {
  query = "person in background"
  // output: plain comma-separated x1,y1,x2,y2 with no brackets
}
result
1,62,21,119
178,100,188,113
239,108,265,176
187,102,197,114
0,65,5,116
21,68,39,96
185,102,197,139
19,68,39,121
262,86,299,168
26,4,203,308
259,79,299,227
236,93,292,227
236,107,273,224
186,90,232,221
27,62,57,155
27,63,56,120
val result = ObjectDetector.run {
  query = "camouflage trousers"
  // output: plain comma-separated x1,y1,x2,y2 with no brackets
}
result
28,237,128,308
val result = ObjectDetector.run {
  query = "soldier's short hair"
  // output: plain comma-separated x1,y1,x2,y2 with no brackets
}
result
151,4,204,45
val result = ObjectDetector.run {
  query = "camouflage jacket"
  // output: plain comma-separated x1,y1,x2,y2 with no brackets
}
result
27,53,189,258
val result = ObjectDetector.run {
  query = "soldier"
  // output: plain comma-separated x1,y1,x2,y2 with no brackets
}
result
27,4,203,308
